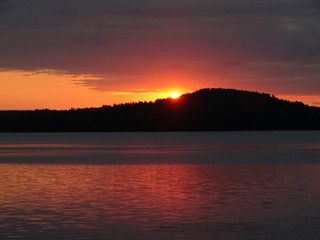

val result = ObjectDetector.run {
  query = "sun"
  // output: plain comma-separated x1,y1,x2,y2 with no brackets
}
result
170,93,180,99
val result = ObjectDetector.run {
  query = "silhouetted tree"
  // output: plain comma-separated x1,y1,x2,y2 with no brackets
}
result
0,88,319,131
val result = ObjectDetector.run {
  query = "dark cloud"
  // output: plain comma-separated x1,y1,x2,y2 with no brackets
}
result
0,0,319,94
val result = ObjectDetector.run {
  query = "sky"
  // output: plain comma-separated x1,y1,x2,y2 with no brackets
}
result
0,0,320,110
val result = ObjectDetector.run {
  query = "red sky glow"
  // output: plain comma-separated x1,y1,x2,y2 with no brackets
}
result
0,0,319,109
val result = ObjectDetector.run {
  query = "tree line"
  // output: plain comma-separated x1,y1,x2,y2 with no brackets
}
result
1,88,319,131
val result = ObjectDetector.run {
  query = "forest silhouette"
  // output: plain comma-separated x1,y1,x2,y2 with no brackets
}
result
1,88,320,131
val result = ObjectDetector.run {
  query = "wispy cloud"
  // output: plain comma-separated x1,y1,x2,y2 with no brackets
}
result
0,0,319,95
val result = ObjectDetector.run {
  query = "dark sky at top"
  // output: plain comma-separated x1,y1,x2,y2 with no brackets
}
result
0,0,319,95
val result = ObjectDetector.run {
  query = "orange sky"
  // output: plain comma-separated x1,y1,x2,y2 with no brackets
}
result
1,69,319,110
0,70,192,110
1,1,319,110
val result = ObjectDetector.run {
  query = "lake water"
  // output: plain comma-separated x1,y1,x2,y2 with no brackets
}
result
0,131,320,239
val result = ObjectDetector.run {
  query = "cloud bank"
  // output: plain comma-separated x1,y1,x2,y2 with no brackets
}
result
0,0,319,94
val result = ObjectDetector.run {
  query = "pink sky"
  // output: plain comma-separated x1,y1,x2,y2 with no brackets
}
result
0,0,319,109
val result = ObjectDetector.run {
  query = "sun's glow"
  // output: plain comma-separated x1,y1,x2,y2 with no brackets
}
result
170,93,180,99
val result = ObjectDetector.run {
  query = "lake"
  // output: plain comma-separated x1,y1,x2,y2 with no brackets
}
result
0,131,320,239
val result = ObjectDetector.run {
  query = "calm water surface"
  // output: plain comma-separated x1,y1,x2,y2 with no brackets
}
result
0,131,320,239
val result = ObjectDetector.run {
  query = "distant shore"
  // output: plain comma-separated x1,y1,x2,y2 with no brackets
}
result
1,88,320,132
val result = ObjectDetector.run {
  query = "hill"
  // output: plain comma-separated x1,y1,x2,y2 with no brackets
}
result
1,88,320,131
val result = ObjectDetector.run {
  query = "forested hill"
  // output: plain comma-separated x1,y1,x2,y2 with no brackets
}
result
1,88,320,131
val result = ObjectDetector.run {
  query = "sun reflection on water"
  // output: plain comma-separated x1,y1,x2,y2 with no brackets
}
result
1,164,320,238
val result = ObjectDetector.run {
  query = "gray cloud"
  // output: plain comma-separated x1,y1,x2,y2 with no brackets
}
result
0,0,319,94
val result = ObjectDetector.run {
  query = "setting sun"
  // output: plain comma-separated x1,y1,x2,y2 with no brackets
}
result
170,93,180,99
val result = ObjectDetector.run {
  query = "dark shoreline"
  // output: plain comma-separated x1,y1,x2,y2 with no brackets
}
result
1,88,320,132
